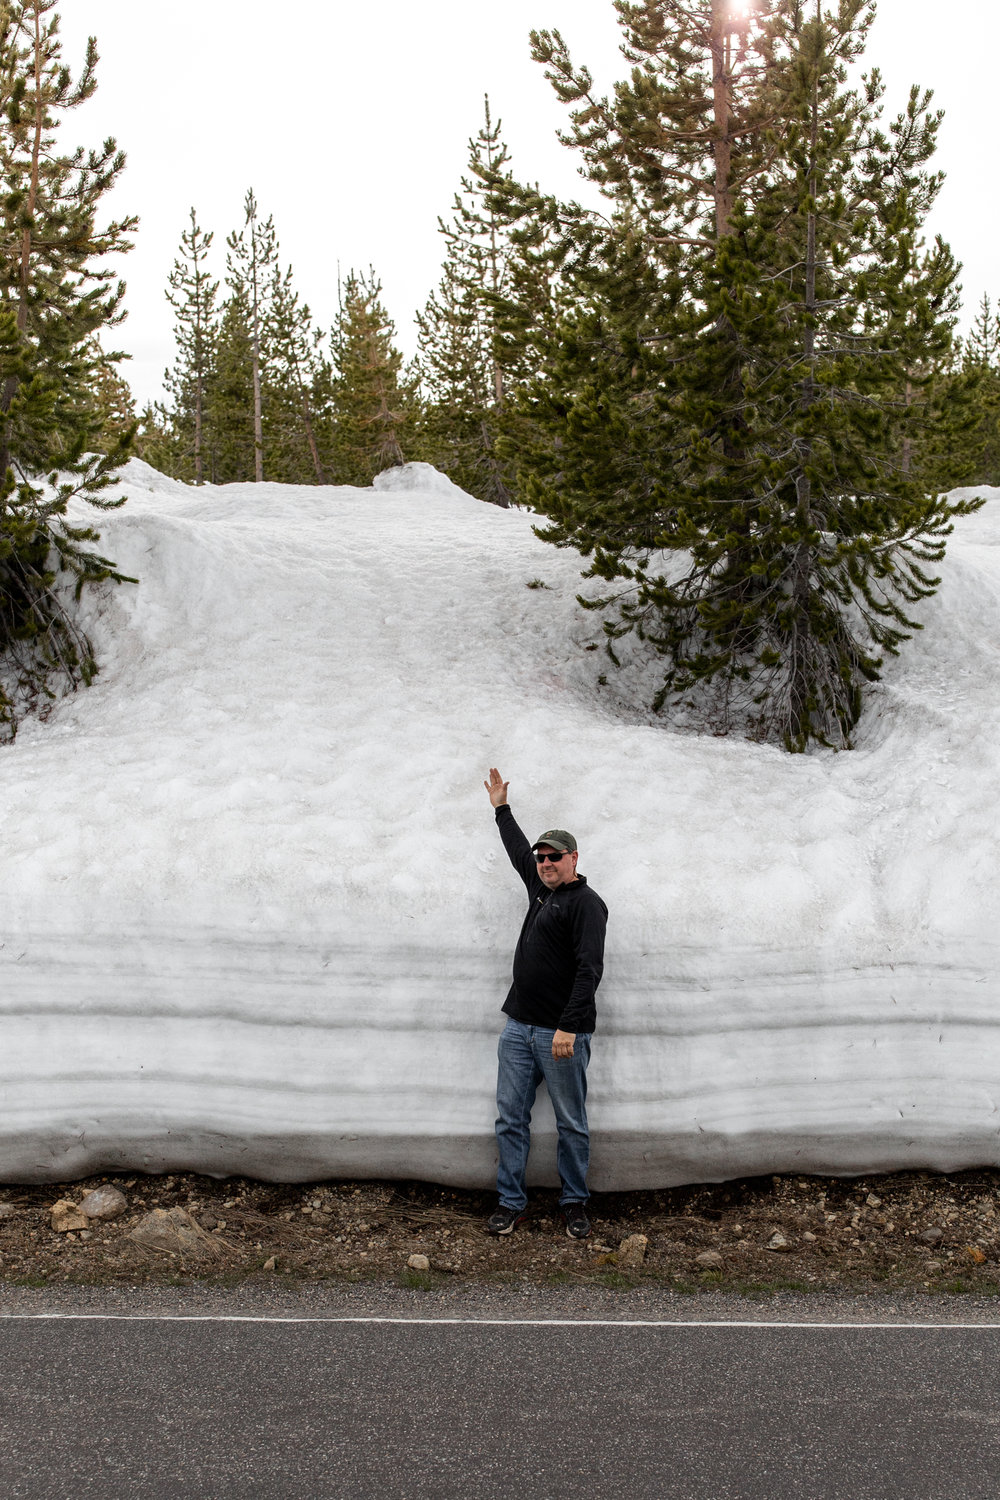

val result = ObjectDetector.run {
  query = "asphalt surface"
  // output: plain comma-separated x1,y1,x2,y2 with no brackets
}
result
2,1287,1000,1498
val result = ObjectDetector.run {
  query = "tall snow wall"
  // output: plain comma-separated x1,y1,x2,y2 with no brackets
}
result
1,458,999,1187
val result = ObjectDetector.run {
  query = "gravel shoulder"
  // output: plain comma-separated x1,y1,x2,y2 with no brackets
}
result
2,1166,999,1306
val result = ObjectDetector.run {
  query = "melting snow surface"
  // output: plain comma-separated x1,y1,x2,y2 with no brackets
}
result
1,460,999,1186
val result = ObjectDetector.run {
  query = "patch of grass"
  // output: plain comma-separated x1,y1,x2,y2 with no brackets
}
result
717,1276,817,1298
399,1269,438,1291
188,1267,261,1288
543,1269,578,1287
540,1267,640,1291
543,1267,606,1287
590,1268,639,1291
42,1269,134,1289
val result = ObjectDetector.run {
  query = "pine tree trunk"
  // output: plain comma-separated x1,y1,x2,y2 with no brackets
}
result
708,0,754,663
250,218,264,483
480,418,510,508
251,310,264,483
788,39,822,747
300,389,327,484
485,96,506,414
710,0,735,239
193,258,205,486
0,4,42,473
19,2,43,336
493,358,504,410
901,379,913,476
194,368,204,484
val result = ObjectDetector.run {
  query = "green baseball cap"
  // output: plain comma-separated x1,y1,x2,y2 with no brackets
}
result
531,828,577,853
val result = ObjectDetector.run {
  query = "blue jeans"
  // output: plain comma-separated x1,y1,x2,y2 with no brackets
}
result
495,1017,592,1212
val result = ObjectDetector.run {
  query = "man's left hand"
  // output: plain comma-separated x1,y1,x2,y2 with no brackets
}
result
552,1029,576,1059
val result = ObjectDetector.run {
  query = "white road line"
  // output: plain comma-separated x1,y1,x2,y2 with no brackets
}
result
0,1315,998,1329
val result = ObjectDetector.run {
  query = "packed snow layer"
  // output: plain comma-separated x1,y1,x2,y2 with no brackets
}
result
2,459,999,1187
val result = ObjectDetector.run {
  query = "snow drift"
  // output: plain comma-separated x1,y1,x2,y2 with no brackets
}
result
1,458,999,1187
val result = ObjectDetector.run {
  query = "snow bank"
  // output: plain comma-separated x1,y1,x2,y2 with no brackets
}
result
1,460,999,1187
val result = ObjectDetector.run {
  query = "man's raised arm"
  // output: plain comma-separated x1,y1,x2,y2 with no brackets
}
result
484,767,537,890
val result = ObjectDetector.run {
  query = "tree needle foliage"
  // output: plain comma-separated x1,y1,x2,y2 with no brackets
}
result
0,0,136,740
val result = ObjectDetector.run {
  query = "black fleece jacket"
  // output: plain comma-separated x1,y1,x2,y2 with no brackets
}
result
495,804,608,1033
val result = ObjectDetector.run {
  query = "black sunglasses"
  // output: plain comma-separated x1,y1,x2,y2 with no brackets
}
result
534,849,570,863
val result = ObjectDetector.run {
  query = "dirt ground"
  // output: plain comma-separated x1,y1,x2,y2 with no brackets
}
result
2,1166,1000,1296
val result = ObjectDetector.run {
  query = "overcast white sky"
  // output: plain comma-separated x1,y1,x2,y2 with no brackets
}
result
58,0,998,409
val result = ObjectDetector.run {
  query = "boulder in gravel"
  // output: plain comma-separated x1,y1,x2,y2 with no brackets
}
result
695,1250,724,1270
129,1207,227,1259
79,1186,127,1221
617,1234,648,1268
766,1231,790,1252
407,1253,430,1271
50,1200,89,1233
919,1227,944,1246
0,1203,16,1220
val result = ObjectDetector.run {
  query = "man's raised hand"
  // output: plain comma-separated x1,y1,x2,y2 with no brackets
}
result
484,767,509,807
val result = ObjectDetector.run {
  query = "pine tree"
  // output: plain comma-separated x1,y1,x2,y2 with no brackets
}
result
415,98,517,506
160,208,218,484
964,296,1000,369
226,190,276,482
86,339,136,455
133,401,173,472
0,0,137,740
330,270,411,486
958,295,1000,485
204,287,255,484
263,262,330,484
499,0,981,750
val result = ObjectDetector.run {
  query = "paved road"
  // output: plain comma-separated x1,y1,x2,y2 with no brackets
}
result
3,1312,1000,1498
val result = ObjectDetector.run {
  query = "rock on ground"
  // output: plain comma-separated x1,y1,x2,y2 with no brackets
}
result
80,1186,127,1221
696,1250,725,1270
618,1234,648,1268
129,1207,228,1260
49,1200,89,1233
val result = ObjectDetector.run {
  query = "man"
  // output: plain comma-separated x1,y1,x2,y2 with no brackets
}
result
483,766,608,1240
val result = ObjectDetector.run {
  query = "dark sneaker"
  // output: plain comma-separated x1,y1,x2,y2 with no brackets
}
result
562,1204,591,1240
487,1206,528,1236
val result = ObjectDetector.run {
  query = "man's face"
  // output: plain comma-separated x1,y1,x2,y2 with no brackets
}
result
535,844,578,889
